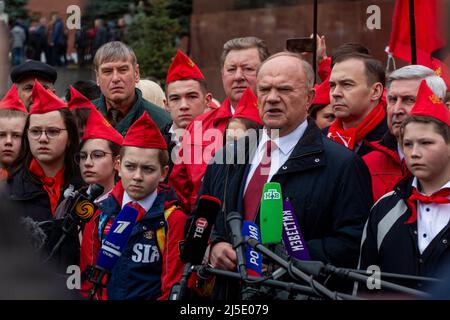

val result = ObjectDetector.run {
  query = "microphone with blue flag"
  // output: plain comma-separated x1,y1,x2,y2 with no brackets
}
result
88,204,139,299
242,220,263,277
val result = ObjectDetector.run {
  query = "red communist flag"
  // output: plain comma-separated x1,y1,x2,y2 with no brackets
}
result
388,0,449,85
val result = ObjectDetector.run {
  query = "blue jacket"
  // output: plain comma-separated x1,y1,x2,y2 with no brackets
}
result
97,182,186,300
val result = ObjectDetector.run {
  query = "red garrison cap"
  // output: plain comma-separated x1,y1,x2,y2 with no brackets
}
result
0,84,28,113
232,87,262,125
68,86,97,111
166,50,205,84
312,78,330,106
410,80,450,126
29,80,67,114
82,108,123,145
123,112,167,150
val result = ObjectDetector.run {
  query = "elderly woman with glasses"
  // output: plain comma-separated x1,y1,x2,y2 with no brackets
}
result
3,81,81,270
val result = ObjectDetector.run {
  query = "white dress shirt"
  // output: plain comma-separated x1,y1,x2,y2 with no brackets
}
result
413,178,450,254
122,189,158,213
244,120,308,193
94,189,112,205
169,124,184,148
86,185,112,205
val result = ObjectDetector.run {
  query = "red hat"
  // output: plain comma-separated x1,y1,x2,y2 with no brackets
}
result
232,87,262,125
0,84,28,113
123,112,167,150
29,80,67,114
312,78,330,106
166,50,205,84
82,108,123,145
410,80,450,126
68,86,97,111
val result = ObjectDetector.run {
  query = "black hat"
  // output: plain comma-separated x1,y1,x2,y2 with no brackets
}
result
10,60,57,83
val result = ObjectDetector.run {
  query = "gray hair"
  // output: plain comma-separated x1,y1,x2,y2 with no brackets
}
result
387,65,447,99
94,41,137,71
257,51,315,89
220,37,270,68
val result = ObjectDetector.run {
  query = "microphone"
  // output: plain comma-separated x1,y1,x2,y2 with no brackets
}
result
259,182,283,244
281,198,310,261
273,243,325,278
170,195,221,300
20,217,48,252
66,184,105,222
242,220,262,277
241,221,263,300
226,211,247,280
258,182,283,276
180,195,222,264
88,204,139,299
43,184,105,263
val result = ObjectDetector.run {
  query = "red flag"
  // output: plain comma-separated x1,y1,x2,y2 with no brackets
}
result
388,0,449,85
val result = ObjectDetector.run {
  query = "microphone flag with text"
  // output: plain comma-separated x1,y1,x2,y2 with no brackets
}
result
282,199,310,261
259,182,283,244
242,220,263,277
88,204,139,298
180,195,222,265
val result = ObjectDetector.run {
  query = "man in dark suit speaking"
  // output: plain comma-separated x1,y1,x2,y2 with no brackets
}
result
197,52,373,299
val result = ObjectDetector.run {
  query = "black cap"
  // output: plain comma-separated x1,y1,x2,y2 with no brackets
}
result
10,60,57,84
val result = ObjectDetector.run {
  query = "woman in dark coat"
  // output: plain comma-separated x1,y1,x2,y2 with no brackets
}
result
5,81,82,271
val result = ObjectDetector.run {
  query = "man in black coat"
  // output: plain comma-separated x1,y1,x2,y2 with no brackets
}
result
197,52,373,299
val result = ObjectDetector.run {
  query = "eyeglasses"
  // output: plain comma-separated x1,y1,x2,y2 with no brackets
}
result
75,150,112,164
28,127,67,139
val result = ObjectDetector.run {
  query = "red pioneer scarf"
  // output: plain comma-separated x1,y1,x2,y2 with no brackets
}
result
327,102,385,150
29,158,65,216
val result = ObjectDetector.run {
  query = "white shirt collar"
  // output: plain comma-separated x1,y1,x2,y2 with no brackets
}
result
122,189,158,213
230,104,235,115
169,124,184,144
94,189,112,204
86,185,112,204
412,177,450,194
259,119,308,156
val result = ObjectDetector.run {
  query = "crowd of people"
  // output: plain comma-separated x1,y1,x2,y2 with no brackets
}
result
0,34,450,300
9,14,125,67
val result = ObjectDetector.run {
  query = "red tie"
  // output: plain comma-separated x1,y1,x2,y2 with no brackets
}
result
405,187,450,224
243,141,273,221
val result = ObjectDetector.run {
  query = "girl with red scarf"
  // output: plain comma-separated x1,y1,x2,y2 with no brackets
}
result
4,81,81,270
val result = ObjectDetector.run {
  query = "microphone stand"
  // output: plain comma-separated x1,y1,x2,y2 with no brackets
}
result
246,237,360,300
320,264,430,298
43,185,104,264
268,239,431,298
193,265,364,300
169,263,195,301
88,266,108,300
42,198,80,264
345,268,440,283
